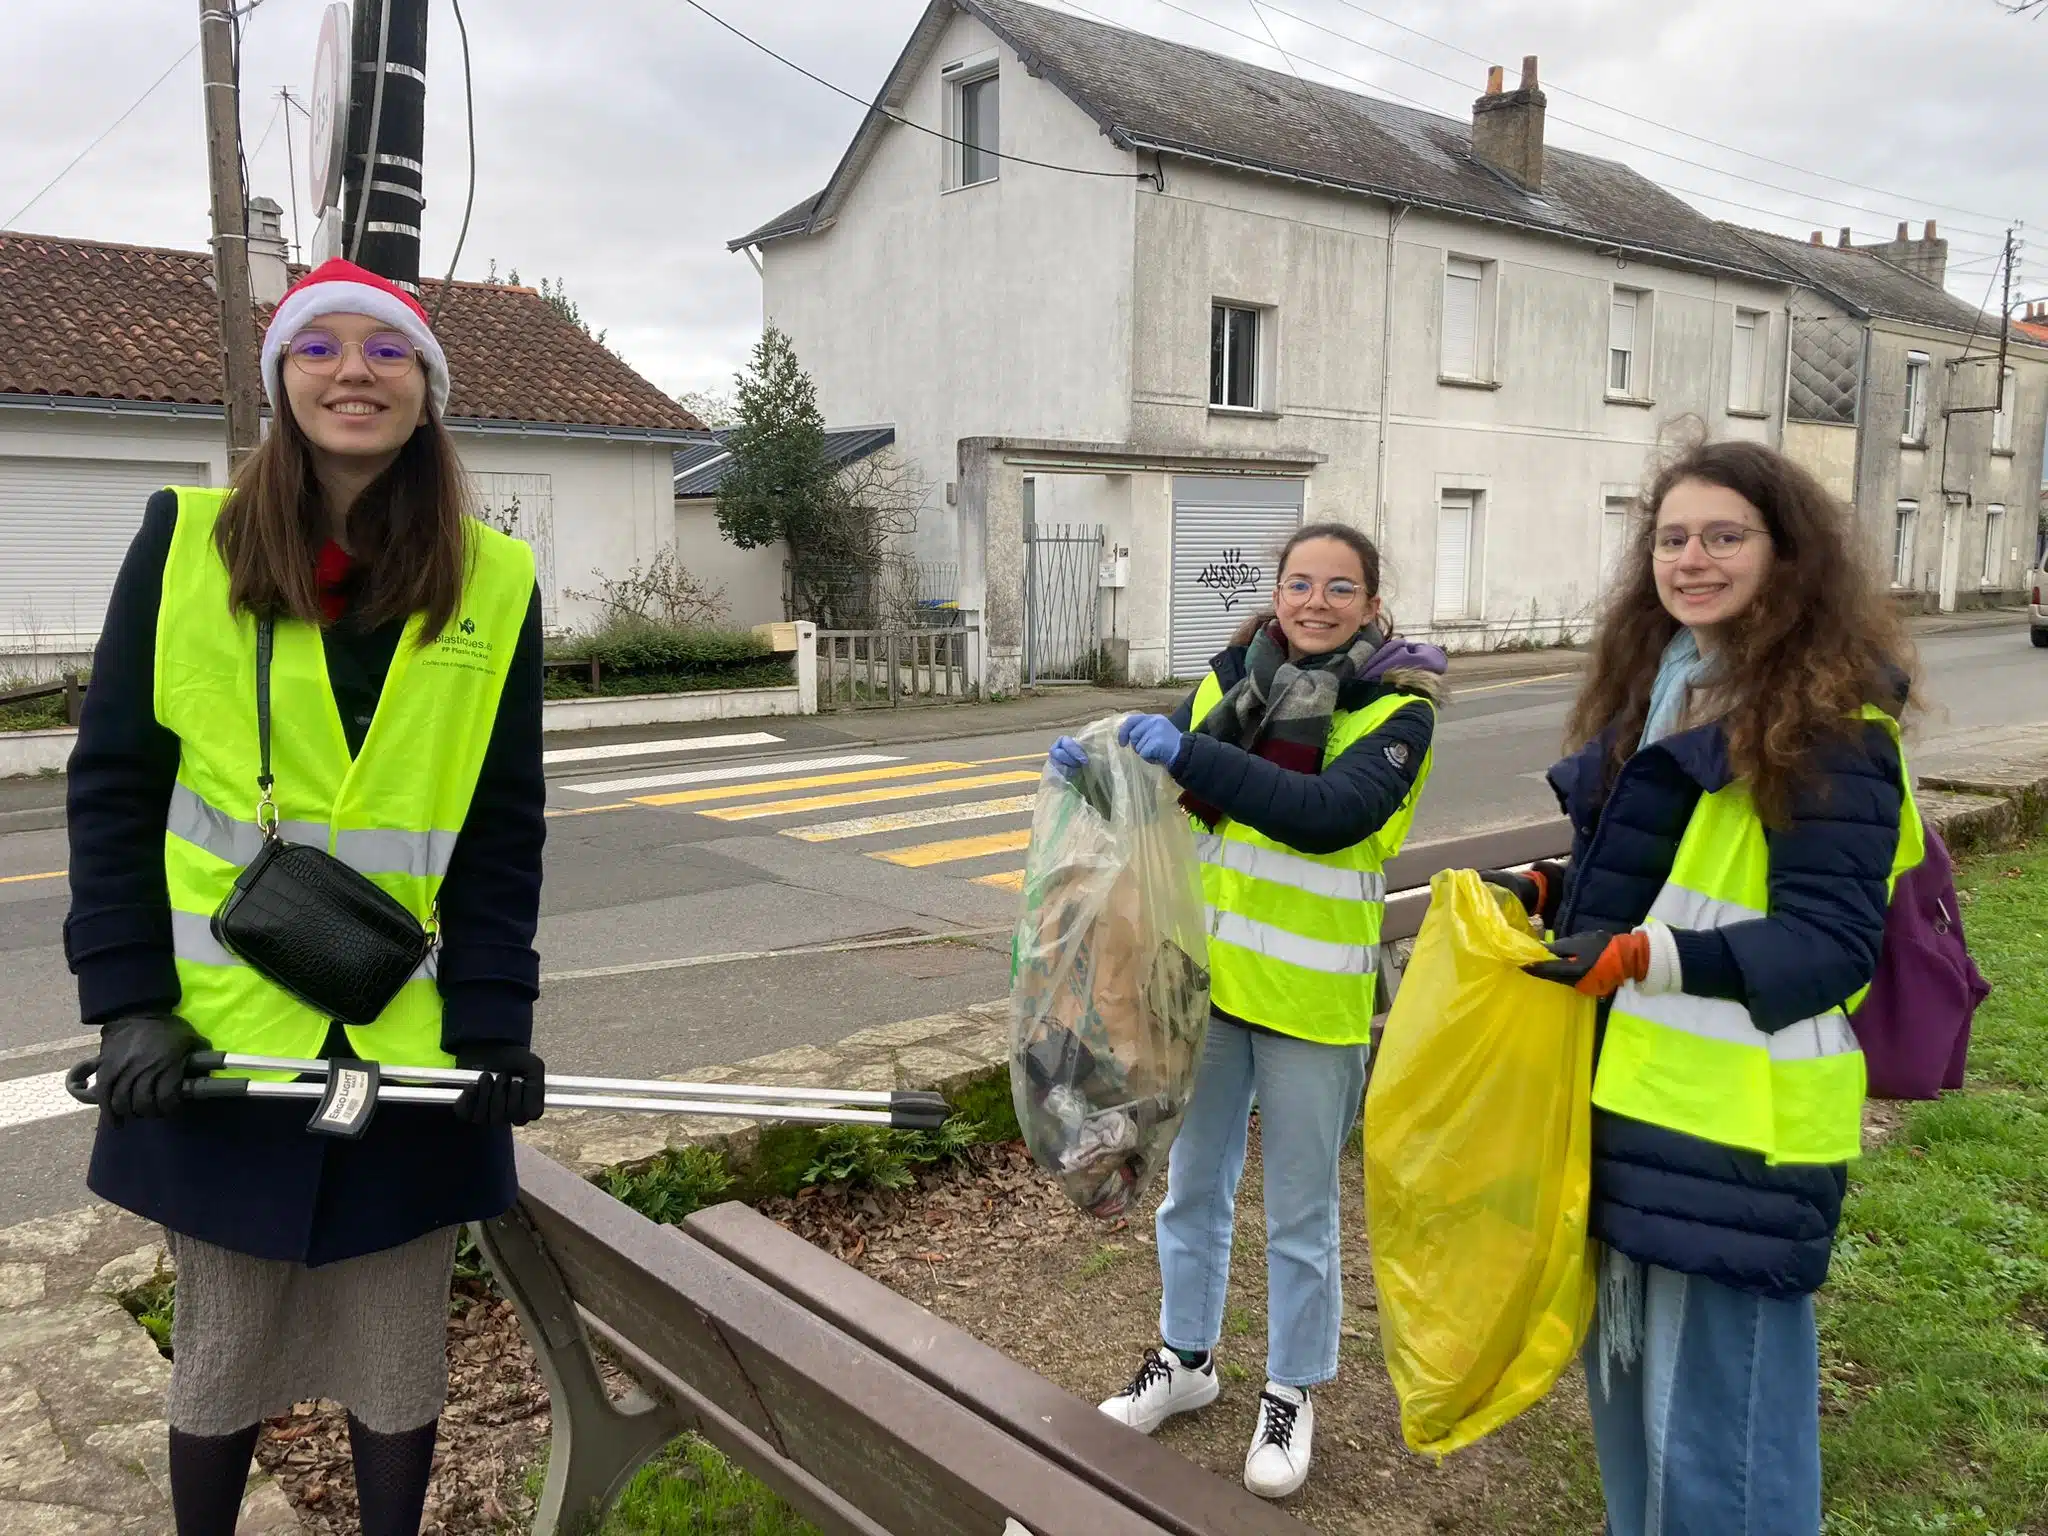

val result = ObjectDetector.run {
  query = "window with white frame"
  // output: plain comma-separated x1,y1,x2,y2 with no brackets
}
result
1729,309,1768,413
1599,495,1633,590
1984,504,2006,585
943,58,999,187
1434,490,1481,620
1902,352,1930,444
1210,303,1262,410
1609,288,1649,397
1893,500,1918,587
1440,257,1486,380
1994,367,2016,452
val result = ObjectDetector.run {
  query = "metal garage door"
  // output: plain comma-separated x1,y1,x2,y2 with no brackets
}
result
1170,476,1303,678
0,457,206,650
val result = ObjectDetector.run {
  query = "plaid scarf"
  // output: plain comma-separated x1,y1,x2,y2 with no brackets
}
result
1182,618,1387,829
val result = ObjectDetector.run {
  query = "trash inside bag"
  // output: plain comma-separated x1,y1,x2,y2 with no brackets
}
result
1364,869,1597,1457
1010,716,1211,1220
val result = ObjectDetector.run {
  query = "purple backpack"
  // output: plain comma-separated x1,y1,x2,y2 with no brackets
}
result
1850,828,1990,1100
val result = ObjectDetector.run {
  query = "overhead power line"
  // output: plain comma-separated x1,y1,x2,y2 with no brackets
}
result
680,0,1152,184
1056,0,2008,261
4,42,200,229
1311,0,2018,229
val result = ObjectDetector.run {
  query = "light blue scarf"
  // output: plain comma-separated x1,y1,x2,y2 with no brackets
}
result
1599,626,1714,1398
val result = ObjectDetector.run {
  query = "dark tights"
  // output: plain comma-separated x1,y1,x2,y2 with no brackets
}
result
168,1415,439,1536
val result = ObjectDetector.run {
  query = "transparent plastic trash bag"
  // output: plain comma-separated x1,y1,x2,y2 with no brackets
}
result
1364,869,1598,1457
1009,716,1211,1220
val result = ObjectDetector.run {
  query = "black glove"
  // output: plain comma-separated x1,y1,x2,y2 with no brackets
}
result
95,1011,205,1123
1479,860,1565,930
452,1044,546,1127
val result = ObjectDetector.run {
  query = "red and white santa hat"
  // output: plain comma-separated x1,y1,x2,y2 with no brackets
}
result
261,258,450,415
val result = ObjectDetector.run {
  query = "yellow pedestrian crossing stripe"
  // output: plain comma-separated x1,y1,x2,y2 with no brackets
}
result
633,760,979,808
697,770,1042,822
786,795,1038,842
0,870,64,886
975,870,1026,891
871,829,1032,868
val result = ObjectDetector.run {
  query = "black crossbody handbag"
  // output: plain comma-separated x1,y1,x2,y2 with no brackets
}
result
209,617,437,1026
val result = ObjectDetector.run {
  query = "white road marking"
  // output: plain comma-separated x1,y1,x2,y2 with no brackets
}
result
0,1069,87,1132
563,753,901,796
544,926,1011,982
543,731,782,766
784,796,1038,842
0,1032,98,1066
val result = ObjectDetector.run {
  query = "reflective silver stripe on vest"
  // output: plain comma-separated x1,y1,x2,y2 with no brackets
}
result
168,782,326,865
172,908,439,983
333,827,459,882
1207,908,1376,977
168,784,454,880
1194,835,1387,903
1616,881,1859,1063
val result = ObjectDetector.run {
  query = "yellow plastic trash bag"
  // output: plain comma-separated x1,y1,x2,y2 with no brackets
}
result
1364,868,1597,1457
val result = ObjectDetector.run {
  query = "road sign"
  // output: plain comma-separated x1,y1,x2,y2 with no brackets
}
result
308,2,351,216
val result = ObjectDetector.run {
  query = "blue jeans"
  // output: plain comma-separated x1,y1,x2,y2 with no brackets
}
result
1585,1262,1822,1536
1154,1016,1369,1388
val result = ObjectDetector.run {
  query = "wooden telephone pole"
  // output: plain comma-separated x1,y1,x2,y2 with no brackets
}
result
199,0,264,466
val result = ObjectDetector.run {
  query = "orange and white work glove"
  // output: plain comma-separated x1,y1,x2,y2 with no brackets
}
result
1525,922,1681,997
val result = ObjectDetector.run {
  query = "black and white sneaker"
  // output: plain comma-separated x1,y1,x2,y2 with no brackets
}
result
1243,1383,1313,1499
1097,1346,1220,1434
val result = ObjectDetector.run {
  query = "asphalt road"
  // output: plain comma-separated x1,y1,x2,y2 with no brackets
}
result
2,617,2043,1225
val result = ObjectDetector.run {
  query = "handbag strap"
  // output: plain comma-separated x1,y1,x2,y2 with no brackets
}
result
255,615,278,835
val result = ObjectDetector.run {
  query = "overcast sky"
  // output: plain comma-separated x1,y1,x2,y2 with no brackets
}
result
6,0,2044,402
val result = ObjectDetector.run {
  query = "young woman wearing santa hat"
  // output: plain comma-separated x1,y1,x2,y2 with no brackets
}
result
66,259,547,1536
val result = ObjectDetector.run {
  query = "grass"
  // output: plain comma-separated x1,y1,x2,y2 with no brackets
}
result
597,1440,819,1536
114,1263,176,1359
1812,840,2048,1535
1076,1242,1132,1281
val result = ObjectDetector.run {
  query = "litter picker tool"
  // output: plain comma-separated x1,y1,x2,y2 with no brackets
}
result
68,1052,951,1139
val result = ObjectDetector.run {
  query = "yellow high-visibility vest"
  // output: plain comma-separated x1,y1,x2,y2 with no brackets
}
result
1595,706,1923,1165
1188,671,1435,1045
155,486,534,1072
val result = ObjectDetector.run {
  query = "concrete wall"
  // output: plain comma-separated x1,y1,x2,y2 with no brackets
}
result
1784,420,1859,503
1127,175,1791,645
674,500,789,627
1855,322,2048,605
757,6,1139,596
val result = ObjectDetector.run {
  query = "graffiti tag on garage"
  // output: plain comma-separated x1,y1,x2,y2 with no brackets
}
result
1195,548,1264,611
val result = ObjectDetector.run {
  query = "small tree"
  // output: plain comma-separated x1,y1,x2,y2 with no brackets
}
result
676,388,739,427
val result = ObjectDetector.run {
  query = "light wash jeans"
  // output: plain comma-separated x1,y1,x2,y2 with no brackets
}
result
1154,1015,1369,1388
1585,1262,1822,1536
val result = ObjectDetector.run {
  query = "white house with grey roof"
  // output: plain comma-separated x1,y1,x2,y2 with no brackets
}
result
1726,224,2048,611
732,0,1801,688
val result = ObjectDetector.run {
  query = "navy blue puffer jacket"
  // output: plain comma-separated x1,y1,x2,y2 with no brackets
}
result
1550,716,1904,1298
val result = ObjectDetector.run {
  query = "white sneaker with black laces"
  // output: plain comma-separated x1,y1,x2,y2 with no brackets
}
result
1097,1346,1220,1434
1243,1383,1313,1499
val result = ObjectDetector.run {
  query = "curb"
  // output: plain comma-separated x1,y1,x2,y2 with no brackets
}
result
0,805,65,835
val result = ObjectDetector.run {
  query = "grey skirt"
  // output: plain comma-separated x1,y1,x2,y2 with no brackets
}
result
165,1226,458,1435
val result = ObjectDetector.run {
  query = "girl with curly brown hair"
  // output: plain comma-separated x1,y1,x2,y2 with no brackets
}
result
1488,439,1922,1536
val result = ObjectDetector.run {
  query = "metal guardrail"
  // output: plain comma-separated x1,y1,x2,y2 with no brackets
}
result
0,672,86,726
816,627,978,710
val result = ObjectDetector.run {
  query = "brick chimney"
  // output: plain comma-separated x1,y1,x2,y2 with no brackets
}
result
246,196,289,307
1471,55,1546,193
1855,219,1949,286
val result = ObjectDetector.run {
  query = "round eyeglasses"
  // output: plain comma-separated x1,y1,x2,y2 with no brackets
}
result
1652,524,1768,563
1279,577,1364,606
285,329,419,377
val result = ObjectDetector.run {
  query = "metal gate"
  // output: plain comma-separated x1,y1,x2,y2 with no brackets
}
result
1023,522,1104,683
471,471,558,627
1170,478,1303,677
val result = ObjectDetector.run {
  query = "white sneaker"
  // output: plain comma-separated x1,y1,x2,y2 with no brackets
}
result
1243,1384,1313,1500
1097,1346,1220,1434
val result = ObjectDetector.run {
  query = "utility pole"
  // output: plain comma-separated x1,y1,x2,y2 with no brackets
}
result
199,0,263,466
342,0,430,289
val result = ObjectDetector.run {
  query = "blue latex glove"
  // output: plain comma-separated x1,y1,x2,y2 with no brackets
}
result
1118,713,1188,769
1048,736,1088,778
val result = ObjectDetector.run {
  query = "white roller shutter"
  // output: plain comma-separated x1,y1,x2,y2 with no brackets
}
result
0,457,205,650
1441,259,1482,379
1170,477,1303,678
1434,492,1474,620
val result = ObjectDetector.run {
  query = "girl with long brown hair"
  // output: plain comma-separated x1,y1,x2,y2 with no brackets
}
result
68,261,546,1536
1490,439,1919,1535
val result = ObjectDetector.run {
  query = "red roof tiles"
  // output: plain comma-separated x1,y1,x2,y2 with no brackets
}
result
0,231,703,433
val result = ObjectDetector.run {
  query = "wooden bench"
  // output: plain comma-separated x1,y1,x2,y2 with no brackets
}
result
477,821,1575,1535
